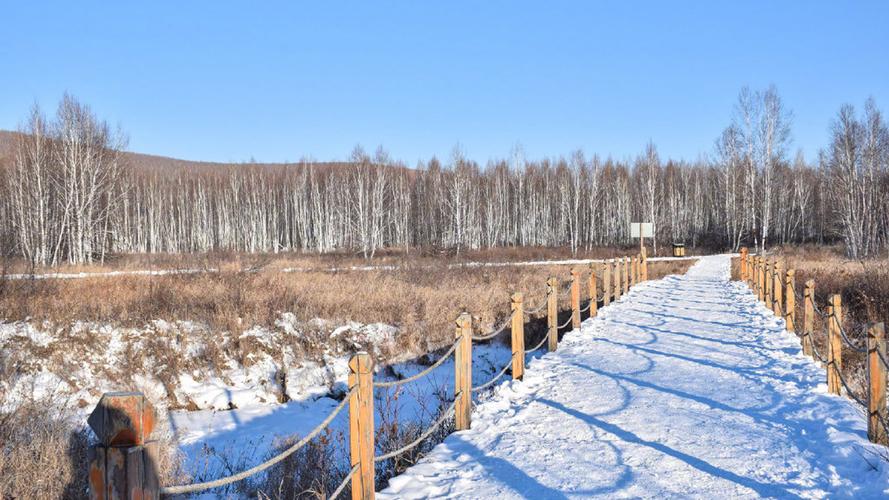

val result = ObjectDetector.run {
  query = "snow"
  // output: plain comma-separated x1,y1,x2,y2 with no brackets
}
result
282,255,700,273
379,255,889,498
166,342,517,485
4,268,214,280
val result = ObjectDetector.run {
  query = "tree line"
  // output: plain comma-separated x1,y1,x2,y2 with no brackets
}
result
1,87,888,267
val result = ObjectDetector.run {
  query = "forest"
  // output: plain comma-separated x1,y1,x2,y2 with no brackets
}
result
1,86,888,267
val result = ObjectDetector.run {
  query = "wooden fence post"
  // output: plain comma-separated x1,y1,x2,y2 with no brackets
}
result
641,247,649,281
867,323,888,445
629,256,635,287
602,262,611,306
349,352,375,500
547,277,558,352
764,259,772,307
749,255,755,287
454,313,472,431
571,268,581,329
588,263,598,318
827,295,843,395
802,280,815,358
740,247,748,282
785,269,795,333
757,257,765,301
511,294,525,380
746,254,753,287
632,255,639,286
613,259,621,301
87,392,159,500
773,262,783,317
622,257,630,294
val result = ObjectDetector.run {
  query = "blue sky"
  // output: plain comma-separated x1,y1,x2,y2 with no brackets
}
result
2,1,888,165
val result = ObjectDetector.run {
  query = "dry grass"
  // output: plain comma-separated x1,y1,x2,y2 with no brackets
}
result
0,396,183,500
1,244,695,275
0,254,693,362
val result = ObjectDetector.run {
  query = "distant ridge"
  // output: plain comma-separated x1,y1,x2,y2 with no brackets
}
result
0,129,355,172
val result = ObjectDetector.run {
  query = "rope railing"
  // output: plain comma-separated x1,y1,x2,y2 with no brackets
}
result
88,254,649,497
834,363,869,408
471,358,513,393
374,398,458,462
329,463,359,500
374,341,460,388
472,319,511,341
524,301,548,315
836,321,868,353
160,386,355,495
740,249,889,448
526,333,551,353
810,336,828,363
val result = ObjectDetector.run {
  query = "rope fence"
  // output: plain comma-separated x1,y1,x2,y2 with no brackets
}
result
737,248,889,448
85,252,651,498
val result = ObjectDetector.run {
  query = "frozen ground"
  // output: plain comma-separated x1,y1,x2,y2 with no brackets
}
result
380,255,889,499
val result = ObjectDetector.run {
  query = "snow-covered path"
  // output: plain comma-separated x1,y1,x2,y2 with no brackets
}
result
380,255,889,499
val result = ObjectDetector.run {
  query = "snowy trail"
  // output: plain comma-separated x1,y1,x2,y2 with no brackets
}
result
380,255,889,499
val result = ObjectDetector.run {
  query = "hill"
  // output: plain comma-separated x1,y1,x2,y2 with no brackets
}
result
0,129,354,172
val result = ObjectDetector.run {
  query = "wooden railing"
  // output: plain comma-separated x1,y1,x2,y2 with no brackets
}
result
738,248,889,447
85,252,650,499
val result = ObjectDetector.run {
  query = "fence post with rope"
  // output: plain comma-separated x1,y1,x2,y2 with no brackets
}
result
547,277,559,351
349,352,375,500
623,257,630,294
588,262,598,319
827,295,843,395
630,256,637,287
764,259,772,308
455,313,472,431
803,280,815,357
635,255,641,285
773,261,783,318
511,293,525,380
740,247,748,282
747,255,756,290
756,257,762,300
571,268,581,329
614,259,622,301
603,262,611,306
757,257,764,301
641,247,649,281
867,322,888,445
785,269,795,333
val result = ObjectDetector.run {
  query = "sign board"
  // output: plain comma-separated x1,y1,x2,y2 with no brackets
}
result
630,222,654,238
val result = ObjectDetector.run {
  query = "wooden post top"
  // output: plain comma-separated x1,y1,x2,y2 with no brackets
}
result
88,392,156,447
869,322,886,341
349,352,372,374
831,294,842,308
455,312,472,327
570,268,580,278
547,277,558,287
511,292,523,303
805,279,815,288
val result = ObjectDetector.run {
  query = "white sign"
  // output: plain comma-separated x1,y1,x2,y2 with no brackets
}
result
630,222,654,238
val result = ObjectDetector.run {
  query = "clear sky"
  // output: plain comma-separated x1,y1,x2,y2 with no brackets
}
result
2,1,888,165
